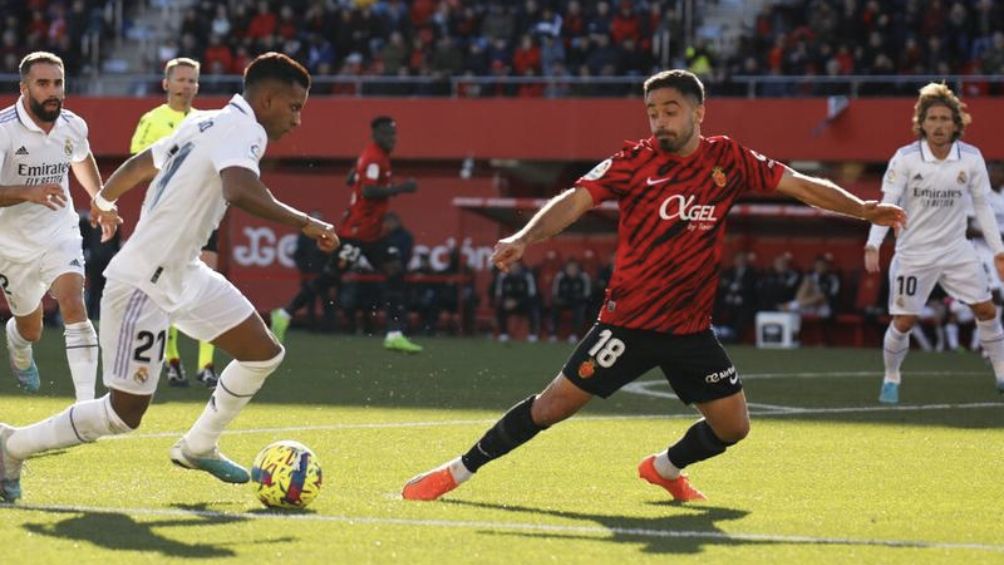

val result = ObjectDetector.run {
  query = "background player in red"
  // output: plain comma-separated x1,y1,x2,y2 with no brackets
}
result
401,69,906,502
271,116,422,353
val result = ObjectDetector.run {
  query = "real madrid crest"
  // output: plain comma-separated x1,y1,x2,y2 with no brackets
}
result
133,366,149,384
64,138,73,157
957,170,967,185
712,166,727,188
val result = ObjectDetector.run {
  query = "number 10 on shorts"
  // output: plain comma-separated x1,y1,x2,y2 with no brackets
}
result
588,329,627,368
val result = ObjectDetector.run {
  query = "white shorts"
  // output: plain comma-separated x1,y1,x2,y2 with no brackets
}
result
972,240,1002,292
0,236,84,316
100,266,254,395
888,249,992,315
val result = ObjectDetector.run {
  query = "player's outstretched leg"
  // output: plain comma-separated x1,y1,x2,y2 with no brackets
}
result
974,315,1004,394
1,394,135,502
880,323,909,404
176,339,285,484
403,395,549,501
5,318,39,393
637,454,706,502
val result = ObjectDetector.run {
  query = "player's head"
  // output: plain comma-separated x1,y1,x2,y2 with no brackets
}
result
19,51,65,123
163,57,200,111
371,115,397,152
643,70,705,154
912,82,970,144
243,52,311,141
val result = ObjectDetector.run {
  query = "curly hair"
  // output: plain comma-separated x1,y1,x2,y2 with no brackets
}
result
912,82,970,141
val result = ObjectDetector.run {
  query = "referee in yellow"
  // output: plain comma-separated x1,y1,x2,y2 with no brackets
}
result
129,57,219,389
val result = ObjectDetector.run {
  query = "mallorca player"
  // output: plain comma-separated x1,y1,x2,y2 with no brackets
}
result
0,51,113,401
866,83,1004,403
0,52,337,503
401,69,906,502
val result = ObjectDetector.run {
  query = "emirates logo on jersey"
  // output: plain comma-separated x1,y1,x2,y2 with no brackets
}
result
659,194,719,225
712,166,727,188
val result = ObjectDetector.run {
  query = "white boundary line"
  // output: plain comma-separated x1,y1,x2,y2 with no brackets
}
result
3,502,1004,554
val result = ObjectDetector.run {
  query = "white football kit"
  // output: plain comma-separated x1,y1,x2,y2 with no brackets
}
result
0,98,90,315
867,139,1004,315
101,94,267,395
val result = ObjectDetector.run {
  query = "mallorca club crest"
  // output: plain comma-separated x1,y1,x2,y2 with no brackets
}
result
578,359,596,379
711,166,727,188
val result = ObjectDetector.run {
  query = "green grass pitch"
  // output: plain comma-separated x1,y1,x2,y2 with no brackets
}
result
1,329,1003,563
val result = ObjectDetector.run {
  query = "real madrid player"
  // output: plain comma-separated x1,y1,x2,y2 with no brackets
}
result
0,51,114,401
0,53,337,503
865,83,1004,404
131,57,221,389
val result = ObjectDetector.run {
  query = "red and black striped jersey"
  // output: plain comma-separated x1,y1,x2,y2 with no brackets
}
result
576,135,785,334
338,141,391,241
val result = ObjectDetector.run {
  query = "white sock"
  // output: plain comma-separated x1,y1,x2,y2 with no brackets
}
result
934,326,946,352
5,394,131,460
386,330,402,340
976,317,1004,381
65,321,98,402
910,326,932,351
653,450,682,479
946,323,960,351
883,325,909,384
183,349,284,454
5,317,33,370
446,457,472,483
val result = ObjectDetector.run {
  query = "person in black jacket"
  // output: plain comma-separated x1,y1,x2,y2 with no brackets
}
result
494,260,541,342
550,259,591,342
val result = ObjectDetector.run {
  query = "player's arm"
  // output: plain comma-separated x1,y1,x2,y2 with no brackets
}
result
969,158,1004,279
0,184,66,209
70,152,103,199
491,187,594,272
360,178,417,199
89,149,161,241
221,166,339,252
776,169,906,228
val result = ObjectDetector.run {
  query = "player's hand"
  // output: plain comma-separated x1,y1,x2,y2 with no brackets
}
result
24,184,66,210
491,235,527,272
89,199,123,243
994,253,1004,282
861,201,907,235
303,217,339,253
864,245,881,274
399,179,418,193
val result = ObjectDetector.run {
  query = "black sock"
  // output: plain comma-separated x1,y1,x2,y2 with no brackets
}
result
461,396,547,473
666,420,735,470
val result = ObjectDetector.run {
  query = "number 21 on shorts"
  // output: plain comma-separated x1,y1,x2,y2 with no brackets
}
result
588,329,626,368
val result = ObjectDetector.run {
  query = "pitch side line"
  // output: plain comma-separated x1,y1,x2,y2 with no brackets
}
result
106,398,1002,443
3,503,1004,554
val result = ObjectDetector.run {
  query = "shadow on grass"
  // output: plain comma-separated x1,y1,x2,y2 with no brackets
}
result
14,502,294,558
443,499,762,555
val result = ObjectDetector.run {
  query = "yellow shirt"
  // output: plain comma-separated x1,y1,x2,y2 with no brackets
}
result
129,104,197,154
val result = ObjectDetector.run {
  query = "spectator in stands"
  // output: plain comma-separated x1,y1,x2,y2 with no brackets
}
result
758,252,801,311
549,259,591,343
494,260,541,342
782,254,841,319
714,251,759,342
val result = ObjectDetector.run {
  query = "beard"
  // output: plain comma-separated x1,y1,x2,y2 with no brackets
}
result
29,96,62,122
656,123,695,154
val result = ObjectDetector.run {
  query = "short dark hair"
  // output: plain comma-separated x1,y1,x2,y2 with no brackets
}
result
19,51,64,79
243,52,311,91
371,115,394,130
643,69,705,104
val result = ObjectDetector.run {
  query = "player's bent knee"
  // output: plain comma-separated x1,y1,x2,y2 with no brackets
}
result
242,344,285,373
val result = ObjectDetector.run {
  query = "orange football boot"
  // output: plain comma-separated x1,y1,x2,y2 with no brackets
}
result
637,455,707,502
402,466,459,501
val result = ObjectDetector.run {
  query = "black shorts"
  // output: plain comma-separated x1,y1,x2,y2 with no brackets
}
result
561,323,741,404
202,229,219,253
334,237,401,272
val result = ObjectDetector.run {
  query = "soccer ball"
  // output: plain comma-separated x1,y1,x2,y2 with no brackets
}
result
250,440,323,509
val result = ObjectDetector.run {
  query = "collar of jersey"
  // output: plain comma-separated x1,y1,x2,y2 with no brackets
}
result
15,95,62,135
919,138,960,162
227,94,255,121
